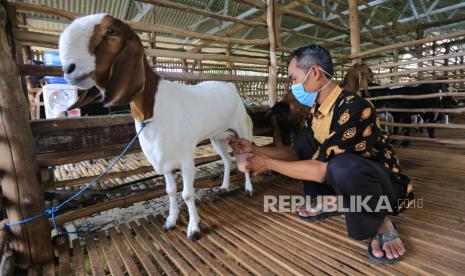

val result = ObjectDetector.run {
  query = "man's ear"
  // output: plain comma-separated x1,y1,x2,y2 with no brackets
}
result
104,32,145,107
67,87,103,110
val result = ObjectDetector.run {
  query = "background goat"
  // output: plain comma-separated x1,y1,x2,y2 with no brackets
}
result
344,63,456,146
266,90,310,146
59,14,253,240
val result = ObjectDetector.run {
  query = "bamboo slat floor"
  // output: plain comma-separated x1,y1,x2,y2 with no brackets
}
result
29,145,465,275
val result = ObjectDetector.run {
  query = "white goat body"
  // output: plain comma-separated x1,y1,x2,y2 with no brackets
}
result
136,80,253,239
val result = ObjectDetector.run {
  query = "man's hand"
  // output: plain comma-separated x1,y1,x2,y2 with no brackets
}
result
229,137,254,154
246,154,271,176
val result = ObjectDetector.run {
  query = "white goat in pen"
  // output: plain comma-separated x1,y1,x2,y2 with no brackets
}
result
59,14,253,240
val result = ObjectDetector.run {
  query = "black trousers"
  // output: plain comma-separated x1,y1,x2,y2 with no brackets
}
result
293,128,402,240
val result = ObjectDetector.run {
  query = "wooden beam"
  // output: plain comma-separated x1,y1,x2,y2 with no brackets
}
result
0,11,52,267
267,0,278,107
18,64,292,82
380,122,465,130
130,21,269,46
370,51,465,70
377,107,465,114
389,135,465,146
45,155,222,190
146,48,270,65
349,0,361,64
416,29,424,79
375,64,465,79
352,29,465,59
367,78,465,89
189,2,301,53
278,4,385,46
279,27,350,47
54,174,271,225
366,92,465,101
12,2,268,46
136,0,267,28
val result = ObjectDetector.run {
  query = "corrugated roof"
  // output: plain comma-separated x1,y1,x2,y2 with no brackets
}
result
14,0,465,54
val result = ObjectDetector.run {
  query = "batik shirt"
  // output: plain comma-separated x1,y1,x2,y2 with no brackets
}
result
308,90,414,215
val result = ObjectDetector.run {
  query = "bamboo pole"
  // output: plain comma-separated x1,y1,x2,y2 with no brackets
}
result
366,78,465,89
370,51,465,70
380,122,465,130
375,64,465,79
389,135,465,146
54,174,271,225
417,29,424,79
349,0,361,65
45,155,222,190
377,107,465,114
12,2,269,46
145,48,270,65
352,29,465,59
267,0,278,107
18,64,292,83
366,92,465,101
0,10,52,267
460,56,464,89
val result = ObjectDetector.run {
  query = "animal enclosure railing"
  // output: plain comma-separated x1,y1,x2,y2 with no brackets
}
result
345,10,465,146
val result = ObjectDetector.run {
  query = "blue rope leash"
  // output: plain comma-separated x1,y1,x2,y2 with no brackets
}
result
5,123,147,234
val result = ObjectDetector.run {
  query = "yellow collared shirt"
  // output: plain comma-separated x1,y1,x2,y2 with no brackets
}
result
311,85,343,144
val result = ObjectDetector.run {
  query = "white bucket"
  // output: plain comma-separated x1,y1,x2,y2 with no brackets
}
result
42,84,81,119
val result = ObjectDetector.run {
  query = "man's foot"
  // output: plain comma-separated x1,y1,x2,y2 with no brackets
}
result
297,196,341,220
369,216,405,262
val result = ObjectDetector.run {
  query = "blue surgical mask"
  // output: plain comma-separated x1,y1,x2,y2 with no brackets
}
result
291,67,333,107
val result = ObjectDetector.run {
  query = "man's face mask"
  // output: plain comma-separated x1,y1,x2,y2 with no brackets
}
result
291,66,334,107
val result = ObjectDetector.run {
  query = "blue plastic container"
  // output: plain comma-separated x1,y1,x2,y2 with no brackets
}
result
43,51,67,84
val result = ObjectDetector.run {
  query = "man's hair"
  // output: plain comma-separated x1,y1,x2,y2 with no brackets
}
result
287,44,334,76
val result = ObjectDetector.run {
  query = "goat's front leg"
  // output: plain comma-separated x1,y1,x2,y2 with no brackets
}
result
163,172,179,230
245,172,253,197
181,160,201,240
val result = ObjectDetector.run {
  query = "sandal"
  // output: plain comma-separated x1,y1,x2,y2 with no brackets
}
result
297,202,343,221
368,225,404,264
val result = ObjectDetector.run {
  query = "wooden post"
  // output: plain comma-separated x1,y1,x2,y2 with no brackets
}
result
0,1,53,267
225,45,234,75
349,0,361,64
392,46,399,83
432,42,436,78
266,0,278,107
416,29,424,79
460,56,464,89
444,43,450,78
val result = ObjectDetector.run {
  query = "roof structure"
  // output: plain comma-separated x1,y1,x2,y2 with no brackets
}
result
15,0,465,57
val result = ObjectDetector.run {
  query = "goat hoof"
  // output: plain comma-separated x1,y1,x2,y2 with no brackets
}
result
245,189,254,197
163,222,176,231
188,230,201,241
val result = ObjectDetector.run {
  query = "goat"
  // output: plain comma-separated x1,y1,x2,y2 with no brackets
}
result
59,14,253,240
266,90,311,146
344,63,456,146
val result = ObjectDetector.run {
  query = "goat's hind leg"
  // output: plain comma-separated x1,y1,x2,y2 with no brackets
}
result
181,160,201,240
210,138,232,190
163,172,179,230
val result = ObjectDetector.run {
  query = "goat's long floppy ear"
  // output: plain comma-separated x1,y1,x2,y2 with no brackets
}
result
266,101,290,117
105,33,145,107
343,66,360,93
67,87,103,110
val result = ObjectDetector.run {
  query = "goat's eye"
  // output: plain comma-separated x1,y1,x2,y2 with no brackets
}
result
107,28,118,36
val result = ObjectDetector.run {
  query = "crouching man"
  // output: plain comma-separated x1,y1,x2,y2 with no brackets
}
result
229,45,414,264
